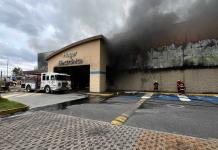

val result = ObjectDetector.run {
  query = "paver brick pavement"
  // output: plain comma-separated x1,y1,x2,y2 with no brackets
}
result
0,111,217,150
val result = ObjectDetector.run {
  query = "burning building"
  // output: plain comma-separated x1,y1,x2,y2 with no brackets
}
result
43,34,218,93
42,0,218,93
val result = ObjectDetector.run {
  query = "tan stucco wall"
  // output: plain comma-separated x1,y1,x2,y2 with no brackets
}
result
47,39,106,92
114,68,218,93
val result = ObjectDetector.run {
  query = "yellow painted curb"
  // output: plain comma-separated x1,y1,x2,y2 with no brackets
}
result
111,120,123,125
111,94,152,126
116,116,127,122
111,114,129,125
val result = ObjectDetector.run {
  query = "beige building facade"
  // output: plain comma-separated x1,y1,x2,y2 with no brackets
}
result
47,35,107,92
114,68,218,93
46,35,218,94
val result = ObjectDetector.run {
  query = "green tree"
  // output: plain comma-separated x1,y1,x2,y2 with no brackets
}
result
12,67,23,76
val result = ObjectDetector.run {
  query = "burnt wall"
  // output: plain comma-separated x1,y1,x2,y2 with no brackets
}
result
110,39,218,70
145,39,218,69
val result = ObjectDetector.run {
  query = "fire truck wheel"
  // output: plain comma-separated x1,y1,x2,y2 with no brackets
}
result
26,85,31,92
45,86,51,94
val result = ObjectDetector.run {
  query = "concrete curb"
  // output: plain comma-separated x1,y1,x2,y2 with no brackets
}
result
30,96,88,111
111,94,153,125
86,92,114,97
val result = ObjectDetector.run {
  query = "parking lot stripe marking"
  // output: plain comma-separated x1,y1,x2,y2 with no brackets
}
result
178,95,191,102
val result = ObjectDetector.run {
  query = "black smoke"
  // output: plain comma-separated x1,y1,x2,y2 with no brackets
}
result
106,0,218,70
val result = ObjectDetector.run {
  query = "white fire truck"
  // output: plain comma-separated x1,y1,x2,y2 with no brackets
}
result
21,73,71,93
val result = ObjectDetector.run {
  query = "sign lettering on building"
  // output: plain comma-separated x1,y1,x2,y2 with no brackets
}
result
63,51,77,59
59,51,83,66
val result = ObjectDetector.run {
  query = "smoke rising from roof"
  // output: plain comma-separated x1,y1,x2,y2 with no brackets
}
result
107,0,218,69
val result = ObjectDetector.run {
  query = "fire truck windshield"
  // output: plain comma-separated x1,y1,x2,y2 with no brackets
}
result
55,75,70,81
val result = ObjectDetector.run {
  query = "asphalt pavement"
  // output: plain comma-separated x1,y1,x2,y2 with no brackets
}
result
49,95,141,122
126,100,218,139
48,94,218,139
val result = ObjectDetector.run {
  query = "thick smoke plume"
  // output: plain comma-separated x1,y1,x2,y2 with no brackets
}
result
107,0,218,69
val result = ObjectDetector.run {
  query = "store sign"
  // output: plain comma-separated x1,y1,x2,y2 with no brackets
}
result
59,51,83,66
63,51,77,59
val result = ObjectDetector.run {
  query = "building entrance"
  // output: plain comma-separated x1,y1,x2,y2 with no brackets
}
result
54,65,90,91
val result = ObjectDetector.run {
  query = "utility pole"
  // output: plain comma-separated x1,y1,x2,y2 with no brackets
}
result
0,70,2,79
6,59,8,78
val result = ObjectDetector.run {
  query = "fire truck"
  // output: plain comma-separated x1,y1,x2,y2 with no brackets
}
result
21,73,71,93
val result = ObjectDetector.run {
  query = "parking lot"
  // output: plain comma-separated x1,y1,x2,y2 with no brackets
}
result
1,91,218,149
1,92,218,139
40,94,218,139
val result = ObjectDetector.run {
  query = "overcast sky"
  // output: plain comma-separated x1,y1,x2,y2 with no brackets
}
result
0,0,200,75
0,0,132,75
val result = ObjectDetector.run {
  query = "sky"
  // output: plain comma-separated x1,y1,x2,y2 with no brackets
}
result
0,0,207,76
0,0,132,75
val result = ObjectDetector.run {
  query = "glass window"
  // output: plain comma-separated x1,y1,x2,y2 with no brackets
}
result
51,75,55,80
42,75,46,80
46,76,49,80
55,75,70,81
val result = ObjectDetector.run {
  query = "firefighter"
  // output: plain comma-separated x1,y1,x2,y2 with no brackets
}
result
153,81,159,92
177,80,186,94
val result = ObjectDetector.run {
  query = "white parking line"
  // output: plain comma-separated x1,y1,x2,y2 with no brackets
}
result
178,95,191,102
141,95,151,99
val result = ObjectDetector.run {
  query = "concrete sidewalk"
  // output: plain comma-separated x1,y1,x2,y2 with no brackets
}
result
0,111,217,150
1,92,88,109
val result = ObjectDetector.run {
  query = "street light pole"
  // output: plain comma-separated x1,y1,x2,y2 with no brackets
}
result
6,59,8,78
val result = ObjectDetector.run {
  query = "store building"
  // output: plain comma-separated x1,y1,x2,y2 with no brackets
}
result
45,34,218,94
46,35,107,93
